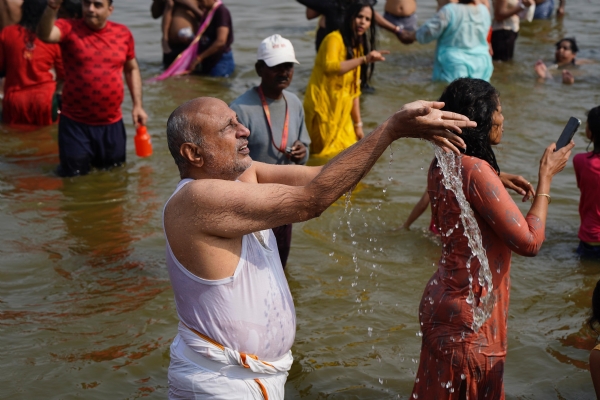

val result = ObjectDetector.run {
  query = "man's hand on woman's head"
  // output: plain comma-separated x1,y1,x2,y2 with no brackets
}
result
389,100,475,154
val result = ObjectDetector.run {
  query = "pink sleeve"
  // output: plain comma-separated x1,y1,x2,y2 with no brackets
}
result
465,160,545,257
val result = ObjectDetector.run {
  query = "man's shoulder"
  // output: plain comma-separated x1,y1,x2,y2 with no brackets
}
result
283,90,303,106
230,87,260,110
106,20,133,36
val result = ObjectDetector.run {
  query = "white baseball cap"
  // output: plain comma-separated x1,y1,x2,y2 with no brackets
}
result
256,34,299,67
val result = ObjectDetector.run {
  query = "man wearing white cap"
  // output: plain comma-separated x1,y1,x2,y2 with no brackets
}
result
230,34,311,268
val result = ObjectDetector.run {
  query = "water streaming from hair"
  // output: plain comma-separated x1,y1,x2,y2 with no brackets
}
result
433,145,495,332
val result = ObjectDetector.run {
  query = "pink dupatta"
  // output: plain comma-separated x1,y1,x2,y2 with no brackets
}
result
148,1,222,82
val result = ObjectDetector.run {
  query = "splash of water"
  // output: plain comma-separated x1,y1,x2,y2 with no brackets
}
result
433,145,495,333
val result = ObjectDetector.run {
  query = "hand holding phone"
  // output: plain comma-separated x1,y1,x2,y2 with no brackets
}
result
555,117,580,151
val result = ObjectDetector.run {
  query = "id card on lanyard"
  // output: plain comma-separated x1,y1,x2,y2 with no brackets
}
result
256,86,290,156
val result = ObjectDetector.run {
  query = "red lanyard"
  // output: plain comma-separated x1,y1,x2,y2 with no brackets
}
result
256,86,290,155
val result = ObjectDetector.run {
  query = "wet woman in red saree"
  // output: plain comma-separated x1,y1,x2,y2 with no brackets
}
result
411,78,574,399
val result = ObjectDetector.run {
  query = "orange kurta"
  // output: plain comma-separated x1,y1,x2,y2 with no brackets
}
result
412,156,545,399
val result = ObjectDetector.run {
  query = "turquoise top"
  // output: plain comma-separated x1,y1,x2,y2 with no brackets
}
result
416,3,493,83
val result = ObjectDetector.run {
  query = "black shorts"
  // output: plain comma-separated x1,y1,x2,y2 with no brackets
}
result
57,114,127,177
491,30,518,61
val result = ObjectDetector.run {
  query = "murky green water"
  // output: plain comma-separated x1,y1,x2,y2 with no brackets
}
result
2,0,600,398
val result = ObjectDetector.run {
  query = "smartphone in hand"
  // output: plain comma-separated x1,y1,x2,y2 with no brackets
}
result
555,117,581,151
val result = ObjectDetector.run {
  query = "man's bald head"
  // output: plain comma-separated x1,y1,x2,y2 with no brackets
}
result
167,98,216,169
167,97,252,180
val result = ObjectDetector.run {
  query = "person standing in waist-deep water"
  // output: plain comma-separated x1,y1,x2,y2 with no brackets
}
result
0,0,64,125
533,0,564,19
150,0,202,68
186,0,233,77
398,0,493,82
229,34,311,269
573,106,600,260
163,94,474,399
411,78,573,399
37,0,148,177
490,0,533,62
304,0,388,159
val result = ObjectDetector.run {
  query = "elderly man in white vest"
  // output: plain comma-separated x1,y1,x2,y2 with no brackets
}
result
163,96,473,399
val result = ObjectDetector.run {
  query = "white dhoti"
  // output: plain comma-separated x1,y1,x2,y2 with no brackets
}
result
168,324,293,400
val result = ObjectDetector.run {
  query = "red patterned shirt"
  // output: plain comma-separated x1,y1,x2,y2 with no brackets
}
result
55,19,135,125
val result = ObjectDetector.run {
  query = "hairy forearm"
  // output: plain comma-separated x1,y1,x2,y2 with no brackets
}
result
304,122,394,216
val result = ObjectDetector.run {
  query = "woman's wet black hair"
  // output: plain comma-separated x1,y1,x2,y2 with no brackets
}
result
586,106,600,156
438,78,501,174
340,0,377,85
19,0,48,32
556,38,579,54
588,280,600,333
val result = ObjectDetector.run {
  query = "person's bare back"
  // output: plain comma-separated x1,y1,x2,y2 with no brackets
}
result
385,0,417,18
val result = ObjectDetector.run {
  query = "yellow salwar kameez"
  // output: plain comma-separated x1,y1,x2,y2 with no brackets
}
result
303,31,362,158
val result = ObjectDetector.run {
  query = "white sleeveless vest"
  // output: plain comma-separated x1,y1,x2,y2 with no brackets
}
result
163,179,296,361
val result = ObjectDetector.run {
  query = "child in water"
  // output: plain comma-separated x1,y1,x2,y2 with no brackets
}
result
573,106,600,259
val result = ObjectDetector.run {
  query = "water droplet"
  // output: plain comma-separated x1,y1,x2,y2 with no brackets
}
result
329,252,334,257
379,378,384,384
332,233,336,242
383,188,387,193
338,276,343,282
413,394,418,399
367,327,373,337
415,378,419,383
416,331,423,337
461,374,466,380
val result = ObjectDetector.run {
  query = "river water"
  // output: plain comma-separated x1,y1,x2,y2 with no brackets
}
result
1,0,600,398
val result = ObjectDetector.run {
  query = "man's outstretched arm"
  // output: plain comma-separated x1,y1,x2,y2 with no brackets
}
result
37,0,62,43
182,101,472,239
